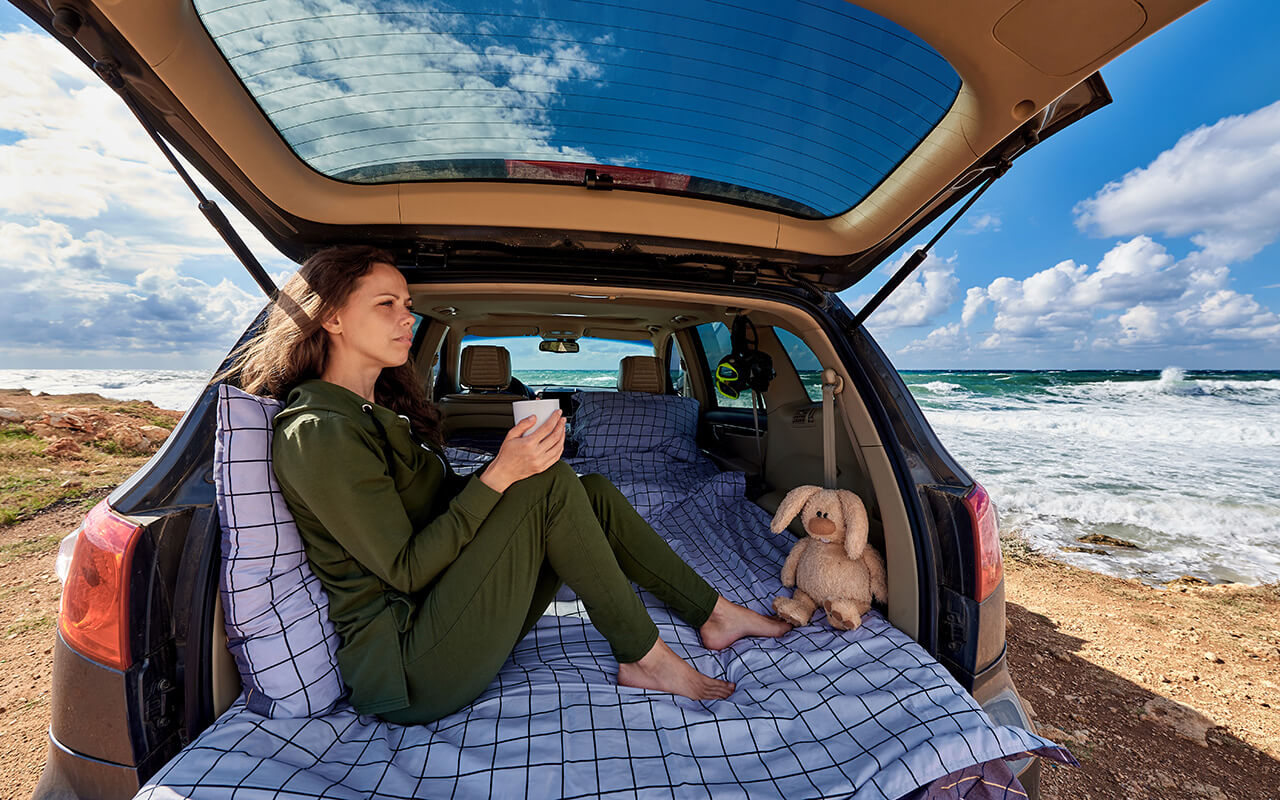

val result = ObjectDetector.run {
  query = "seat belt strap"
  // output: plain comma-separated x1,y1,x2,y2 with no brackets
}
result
752,389,764,467
821,368,840,490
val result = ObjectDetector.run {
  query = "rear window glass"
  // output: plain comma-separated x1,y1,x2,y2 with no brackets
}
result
194,0,961,218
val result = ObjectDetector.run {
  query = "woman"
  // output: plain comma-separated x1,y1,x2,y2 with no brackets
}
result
234,245,790,724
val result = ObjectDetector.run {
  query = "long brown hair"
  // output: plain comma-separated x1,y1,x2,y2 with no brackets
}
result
226,245,444,446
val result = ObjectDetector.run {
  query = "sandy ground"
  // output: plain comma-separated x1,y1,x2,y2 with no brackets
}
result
1004,550,1279,800
2,393,1278,799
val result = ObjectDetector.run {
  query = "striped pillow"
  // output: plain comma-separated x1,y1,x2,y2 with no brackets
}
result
213,384,344,718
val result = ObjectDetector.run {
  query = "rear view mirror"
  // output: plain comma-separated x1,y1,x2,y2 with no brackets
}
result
539,339,579,353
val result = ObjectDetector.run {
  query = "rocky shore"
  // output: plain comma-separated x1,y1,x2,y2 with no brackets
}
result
1,390,1277,799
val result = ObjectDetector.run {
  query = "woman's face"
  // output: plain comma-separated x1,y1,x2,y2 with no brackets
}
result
321,262,417,370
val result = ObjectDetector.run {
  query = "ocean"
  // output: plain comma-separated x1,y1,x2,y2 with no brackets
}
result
3,366,1277,586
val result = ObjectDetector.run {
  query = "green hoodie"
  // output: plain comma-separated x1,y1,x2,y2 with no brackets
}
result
271,378,501,714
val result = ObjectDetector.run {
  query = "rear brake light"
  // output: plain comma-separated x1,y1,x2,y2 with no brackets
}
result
58,499,142,670
964,482,1003,603
504,159,693,191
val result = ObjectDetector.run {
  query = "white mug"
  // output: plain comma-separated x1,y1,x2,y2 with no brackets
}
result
511,399,562,437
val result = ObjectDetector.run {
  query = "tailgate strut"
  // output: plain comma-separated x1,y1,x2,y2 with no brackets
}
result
852,163,1008,328
92,60,280,303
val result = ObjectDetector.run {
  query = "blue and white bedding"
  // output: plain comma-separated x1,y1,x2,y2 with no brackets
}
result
139,419,1070,799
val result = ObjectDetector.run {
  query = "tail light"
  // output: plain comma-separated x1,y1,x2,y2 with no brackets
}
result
58,499,143,670
964,482,1003,602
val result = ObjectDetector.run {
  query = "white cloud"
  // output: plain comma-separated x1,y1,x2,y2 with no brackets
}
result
0,28,292,366
962,213,1001,234
960,286,988,326
853,250,959,331
200,0,601,177
899,323,968,354
0,220,262,361
961,235,1280,353
1074,99,1280,262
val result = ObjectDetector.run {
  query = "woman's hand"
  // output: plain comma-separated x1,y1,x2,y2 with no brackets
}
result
478,410,566,494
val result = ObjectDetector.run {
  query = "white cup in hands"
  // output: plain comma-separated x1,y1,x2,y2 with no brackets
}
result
511,399,562,437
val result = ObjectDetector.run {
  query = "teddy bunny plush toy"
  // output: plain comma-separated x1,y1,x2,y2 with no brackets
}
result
770,485,887,631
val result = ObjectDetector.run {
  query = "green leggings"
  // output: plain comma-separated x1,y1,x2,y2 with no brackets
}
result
379,460,719,725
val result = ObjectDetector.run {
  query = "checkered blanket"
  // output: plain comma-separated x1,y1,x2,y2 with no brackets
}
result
137,450,1070,800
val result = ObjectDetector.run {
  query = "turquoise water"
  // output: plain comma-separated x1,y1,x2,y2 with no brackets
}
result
4,367,1277,584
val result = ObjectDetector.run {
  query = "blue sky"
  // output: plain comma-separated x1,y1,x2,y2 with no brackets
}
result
0,0,1277,372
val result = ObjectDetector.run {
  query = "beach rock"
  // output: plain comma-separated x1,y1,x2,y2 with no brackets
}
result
1140,697,1213,747
1187,781,1228,800
1203,651,1223,664
1063,546,1110,556
46,412,87,430
44,437,82,458
1076,533,1139,549
1034,722,1069,742
103,423,148,452
1167,575,1210,587
0,407,24,422
138,425,170,445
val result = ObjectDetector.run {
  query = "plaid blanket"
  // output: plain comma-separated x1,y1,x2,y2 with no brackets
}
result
136,450,1070,799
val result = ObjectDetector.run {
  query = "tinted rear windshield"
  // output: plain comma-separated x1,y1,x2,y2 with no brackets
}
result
195,0,961,218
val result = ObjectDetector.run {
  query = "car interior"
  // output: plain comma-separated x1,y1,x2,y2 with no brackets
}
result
208,279,923,711
203,278,922,720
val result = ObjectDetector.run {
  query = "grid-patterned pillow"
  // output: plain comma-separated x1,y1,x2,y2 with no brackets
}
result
214,384,344,718
572,391,700,461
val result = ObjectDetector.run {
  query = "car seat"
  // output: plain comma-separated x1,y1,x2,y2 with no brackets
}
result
438,345,531,440
617,355,666,394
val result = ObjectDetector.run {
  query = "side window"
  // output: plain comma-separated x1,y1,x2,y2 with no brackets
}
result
774,328,825,403
666,336,689,396
694,322,755,408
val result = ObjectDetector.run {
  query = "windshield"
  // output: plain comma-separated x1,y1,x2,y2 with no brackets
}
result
460,335,654,390
194,0,961,218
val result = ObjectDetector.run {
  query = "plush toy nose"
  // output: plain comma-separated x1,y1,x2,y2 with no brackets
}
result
808,517,836,538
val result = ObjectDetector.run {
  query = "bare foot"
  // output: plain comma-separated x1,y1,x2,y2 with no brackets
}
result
700,596,793,651
617,637,735,700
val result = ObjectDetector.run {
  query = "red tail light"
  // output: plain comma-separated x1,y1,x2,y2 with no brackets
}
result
58,500,142,670
964,482,1003,602
504,159,693,190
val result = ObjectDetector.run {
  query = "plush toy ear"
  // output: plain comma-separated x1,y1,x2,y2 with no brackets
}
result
837,490,869,559
770,485,822,533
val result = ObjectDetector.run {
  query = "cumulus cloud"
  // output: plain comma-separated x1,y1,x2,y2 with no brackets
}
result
0,27,292,365
0,220,262,361
960,235,1280,353
1074,99,1280,262
899,323,968,354
853,249,959,331
200,0,601,177
962,213,1001,234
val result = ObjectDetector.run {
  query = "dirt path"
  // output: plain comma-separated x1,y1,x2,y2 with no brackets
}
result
1,501,95,798
1004,551,1280,800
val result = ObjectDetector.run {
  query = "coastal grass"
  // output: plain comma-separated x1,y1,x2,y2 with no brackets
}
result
115,401,179,430
0,432,148,526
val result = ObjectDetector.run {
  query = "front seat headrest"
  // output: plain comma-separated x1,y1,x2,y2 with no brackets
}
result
618,355,665,394
460,345,513,391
